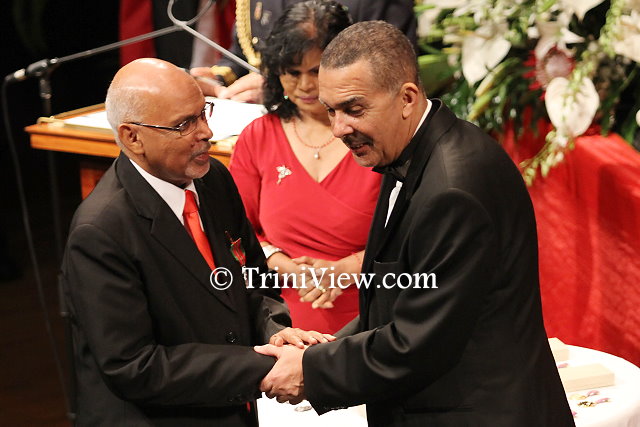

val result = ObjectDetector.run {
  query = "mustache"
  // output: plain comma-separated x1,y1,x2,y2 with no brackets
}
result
341,132,372,147
191,142,212,158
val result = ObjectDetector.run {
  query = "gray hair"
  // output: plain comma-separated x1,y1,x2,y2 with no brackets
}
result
321,20,420,93
104,83,155,148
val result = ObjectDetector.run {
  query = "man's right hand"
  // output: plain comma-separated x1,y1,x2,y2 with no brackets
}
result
190,67,226,97
190,69,265,103
255,344,306,404
218,73,265,103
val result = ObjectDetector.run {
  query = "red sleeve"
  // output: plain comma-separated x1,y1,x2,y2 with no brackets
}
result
229,121,267,242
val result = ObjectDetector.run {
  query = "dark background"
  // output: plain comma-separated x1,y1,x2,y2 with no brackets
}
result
0,1,217,423
1,1,119,424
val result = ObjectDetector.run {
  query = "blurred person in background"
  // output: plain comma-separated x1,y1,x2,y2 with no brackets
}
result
229,0,381,334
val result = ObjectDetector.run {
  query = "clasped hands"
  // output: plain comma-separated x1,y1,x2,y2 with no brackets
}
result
258,327,335,404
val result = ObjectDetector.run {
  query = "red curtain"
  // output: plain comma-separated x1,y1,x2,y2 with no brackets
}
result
118,0,236,66
215,0,236,52
119,0,156,65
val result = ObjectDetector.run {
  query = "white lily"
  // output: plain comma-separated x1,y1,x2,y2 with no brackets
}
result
626,0,640,10
418,0,485,23
534,14,584,60
419,0,479,14
559,0,605,21
461,21,511,85
425,0,467,7
636,109,640,127
612,10,640,63
451,0,486,18
545,76,600,138
417,7,443,39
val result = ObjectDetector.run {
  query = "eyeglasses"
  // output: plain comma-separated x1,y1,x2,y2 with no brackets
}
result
126,101,214,136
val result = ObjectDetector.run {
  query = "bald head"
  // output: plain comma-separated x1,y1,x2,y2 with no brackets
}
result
105,58,204,146
103,58,213,186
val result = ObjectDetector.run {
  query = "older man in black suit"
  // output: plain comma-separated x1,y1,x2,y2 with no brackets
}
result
61,58,329,426
255,21,576,427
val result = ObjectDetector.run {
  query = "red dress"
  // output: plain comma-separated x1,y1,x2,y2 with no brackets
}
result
229,113,381,333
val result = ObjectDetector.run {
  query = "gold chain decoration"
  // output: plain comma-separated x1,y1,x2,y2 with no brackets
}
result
236,0,261,68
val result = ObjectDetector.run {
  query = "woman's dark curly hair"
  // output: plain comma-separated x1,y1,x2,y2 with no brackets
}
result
261,0,352,120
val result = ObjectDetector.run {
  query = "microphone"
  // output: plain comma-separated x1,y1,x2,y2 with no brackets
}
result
5,1,258,84
4,0,217,84
5,59,60,83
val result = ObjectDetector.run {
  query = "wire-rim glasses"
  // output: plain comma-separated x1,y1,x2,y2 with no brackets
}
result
126,101,214,136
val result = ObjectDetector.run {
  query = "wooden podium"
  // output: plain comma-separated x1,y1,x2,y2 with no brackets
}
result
25,106,233,198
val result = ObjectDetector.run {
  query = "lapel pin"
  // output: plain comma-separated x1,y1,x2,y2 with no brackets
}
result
276,165,292,184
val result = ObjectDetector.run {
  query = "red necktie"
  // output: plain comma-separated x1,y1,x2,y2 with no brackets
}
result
183,190,216,270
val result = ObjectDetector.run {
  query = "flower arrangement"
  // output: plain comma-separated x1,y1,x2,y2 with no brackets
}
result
416,0,640,184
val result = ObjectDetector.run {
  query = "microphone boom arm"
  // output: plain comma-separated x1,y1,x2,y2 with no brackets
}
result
167,0,261,75
5,0,219,83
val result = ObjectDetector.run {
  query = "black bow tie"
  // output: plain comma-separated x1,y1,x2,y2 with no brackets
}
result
384,166,406,182
375,160,410,182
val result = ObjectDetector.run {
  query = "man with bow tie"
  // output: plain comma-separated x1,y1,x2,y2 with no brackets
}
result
255,21,575,427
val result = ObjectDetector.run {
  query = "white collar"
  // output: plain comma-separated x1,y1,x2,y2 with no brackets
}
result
129,159,198,224
412,99,431,138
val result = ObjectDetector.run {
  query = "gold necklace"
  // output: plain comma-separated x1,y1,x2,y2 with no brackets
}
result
292,119,335,160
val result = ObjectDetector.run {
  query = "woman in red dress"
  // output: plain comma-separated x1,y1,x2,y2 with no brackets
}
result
229,0,381,334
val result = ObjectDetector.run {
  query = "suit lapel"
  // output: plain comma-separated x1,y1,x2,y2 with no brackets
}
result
115,153,235,311
195,178,241,309
360,101,458,322
360,175,395,324
372,100,458,258
361,176,395,273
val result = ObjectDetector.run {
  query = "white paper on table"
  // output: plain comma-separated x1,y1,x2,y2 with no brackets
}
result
63,111,111,131
206,96,266,140
58,97,266,142
566,345,640,427
257,396,367,427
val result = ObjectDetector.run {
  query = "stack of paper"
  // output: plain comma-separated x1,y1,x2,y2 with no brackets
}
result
558,363,615,392
549,337,570,361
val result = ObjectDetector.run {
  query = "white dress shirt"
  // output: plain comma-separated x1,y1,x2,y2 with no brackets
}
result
130,159,203,229
385,100,431,227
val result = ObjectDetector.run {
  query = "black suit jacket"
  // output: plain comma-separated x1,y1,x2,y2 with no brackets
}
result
61,153,290,426
303,101,575,426
218,0,417,81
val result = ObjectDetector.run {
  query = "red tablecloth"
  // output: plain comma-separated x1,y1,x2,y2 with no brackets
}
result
506,129,640,366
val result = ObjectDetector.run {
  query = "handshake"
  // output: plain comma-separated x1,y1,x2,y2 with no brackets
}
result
255,327,336,404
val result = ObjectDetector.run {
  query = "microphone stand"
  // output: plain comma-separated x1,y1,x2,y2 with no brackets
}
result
167,0,260,74
21,19,212,424
32,22,210,259
3,1,261,421
27,23,194,258
8,1,230,260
